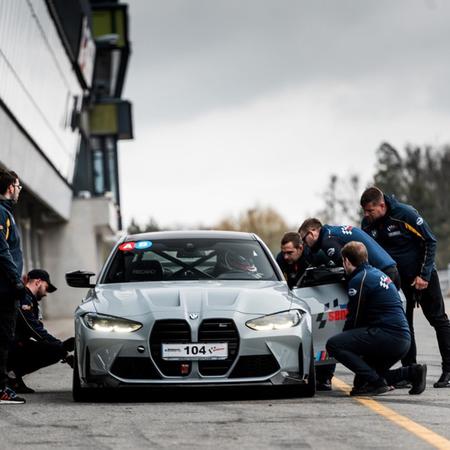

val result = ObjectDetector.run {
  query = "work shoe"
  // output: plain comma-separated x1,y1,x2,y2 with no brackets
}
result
393,379,412,389
433,371,450,388
8,376,35,394
316,378,332,391
408,364,427,395
0,387,26,404
350,379,392,397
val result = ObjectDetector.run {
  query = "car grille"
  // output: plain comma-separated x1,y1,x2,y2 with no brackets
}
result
110,357,162,380
229,355,280,378
150,319,192,376
198,319,239,376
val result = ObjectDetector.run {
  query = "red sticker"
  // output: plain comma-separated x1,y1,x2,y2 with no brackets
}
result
119,242,135,251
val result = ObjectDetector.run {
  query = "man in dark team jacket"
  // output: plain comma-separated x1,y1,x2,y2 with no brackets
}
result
360,187,450,388
326,242,426,396
0,169,26,404
276,232,310,289
8,270,74,393
299,218,401,288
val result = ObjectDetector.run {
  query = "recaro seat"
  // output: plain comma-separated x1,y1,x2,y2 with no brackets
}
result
129,260,163,282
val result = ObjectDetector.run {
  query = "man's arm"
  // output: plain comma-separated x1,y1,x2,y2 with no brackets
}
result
0,228,23,289
400,206,437,284
321,237,344,267
343,271,367,331
18,305,61,344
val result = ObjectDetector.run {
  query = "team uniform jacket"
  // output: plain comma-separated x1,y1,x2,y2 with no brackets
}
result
361,195,437,282
312,224,396,271
0,197,23,299
15,288,62,346
344,263,410,335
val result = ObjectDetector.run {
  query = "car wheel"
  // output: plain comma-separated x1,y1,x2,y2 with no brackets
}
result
72,350,92,402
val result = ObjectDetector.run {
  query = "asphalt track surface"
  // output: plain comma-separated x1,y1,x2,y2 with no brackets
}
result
1,301,449,449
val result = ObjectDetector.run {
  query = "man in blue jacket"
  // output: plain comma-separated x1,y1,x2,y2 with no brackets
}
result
360,187,450,388
8,269,74,393
298,218,401,288
0,169,26,404
326,241,427,396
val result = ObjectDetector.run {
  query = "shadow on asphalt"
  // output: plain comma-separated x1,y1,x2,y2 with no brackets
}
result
32,386,348,404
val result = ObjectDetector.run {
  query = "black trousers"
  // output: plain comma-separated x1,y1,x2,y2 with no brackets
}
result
0,303,18,390
401,270,450,372
8,340,66,378
327,327,411,385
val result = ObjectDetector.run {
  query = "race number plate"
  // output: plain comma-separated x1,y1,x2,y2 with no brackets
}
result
161,343,228,360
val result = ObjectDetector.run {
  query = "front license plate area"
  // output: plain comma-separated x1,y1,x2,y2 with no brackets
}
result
162,343,228,360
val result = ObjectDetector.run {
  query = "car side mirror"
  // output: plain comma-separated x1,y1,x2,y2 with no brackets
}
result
66,270,96,288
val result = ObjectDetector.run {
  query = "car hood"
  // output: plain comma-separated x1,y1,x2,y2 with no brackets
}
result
91,280,295,318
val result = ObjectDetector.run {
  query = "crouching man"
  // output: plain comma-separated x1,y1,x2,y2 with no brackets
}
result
8,269,74,393
326,242,427,396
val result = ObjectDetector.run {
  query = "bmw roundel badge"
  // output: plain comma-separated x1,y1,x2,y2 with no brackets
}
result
189,313,199,320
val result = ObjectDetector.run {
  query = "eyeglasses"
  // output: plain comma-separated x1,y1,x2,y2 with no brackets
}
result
300,230,312,243
13,183,22,191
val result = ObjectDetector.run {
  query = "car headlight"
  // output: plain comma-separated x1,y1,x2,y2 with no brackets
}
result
246,310,304,331
83,313,143,332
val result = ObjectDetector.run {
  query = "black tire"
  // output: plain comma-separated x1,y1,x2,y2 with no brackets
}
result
72,350,92,402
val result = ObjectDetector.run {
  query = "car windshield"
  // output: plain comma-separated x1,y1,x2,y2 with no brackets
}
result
102,238,278,283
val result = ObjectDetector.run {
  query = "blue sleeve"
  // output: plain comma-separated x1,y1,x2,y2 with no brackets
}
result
321,237,343,267
343,273,367,331
18,306,61,344
400,206,437,281
0,227,21,287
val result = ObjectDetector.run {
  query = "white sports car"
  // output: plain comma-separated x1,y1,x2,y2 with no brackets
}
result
67,231,324,401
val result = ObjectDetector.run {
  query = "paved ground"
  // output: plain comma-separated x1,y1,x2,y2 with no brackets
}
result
1,302,449,449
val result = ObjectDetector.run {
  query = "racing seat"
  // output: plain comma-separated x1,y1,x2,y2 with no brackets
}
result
129,260,163,282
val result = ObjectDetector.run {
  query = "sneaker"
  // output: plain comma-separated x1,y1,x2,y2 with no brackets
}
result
433,371,450,388
0,387,26,404
8,376,35,394
316,378,332,391
408,364,427,395
393,379,412,389
350,379,392,396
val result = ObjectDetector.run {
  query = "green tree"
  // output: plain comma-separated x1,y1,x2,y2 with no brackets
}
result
317,173,362,225
214,206,289,253
372,143,450,268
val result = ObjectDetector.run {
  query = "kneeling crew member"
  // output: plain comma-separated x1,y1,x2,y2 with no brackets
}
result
8,269,74,393
326,242,426,396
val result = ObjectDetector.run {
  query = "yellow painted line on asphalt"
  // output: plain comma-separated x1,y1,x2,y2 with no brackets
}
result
333,377,450,450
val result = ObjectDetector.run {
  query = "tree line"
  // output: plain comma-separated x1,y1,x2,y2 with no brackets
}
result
128,143,450,268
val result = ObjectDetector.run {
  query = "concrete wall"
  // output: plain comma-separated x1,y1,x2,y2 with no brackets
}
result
41,196,120,318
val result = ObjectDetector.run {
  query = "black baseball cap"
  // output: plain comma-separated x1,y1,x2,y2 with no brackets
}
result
27,269,57,293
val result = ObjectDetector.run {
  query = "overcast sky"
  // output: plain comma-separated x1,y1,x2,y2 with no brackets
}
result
120,0,450,229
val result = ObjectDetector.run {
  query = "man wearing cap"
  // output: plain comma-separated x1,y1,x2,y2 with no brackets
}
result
8,269,74,393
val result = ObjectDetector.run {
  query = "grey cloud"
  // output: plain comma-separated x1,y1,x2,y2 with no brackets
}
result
125,0,450,126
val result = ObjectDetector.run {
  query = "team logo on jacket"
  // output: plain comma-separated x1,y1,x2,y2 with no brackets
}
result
379,275,392,289
416,217,424,226
327,247,336,257
348,288,357,296
371,229,377,238
341,225,353,235
387,225,397,232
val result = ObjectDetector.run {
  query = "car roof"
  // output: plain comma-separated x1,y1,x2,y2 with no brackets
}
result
123,230,258,242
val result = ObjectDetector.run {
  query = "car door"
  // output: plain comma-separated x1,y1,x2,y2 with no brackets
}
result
292,281,348,365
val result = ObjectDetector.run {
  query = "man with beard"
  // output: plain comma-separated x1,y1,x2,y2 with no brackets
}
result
8,269,74,393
